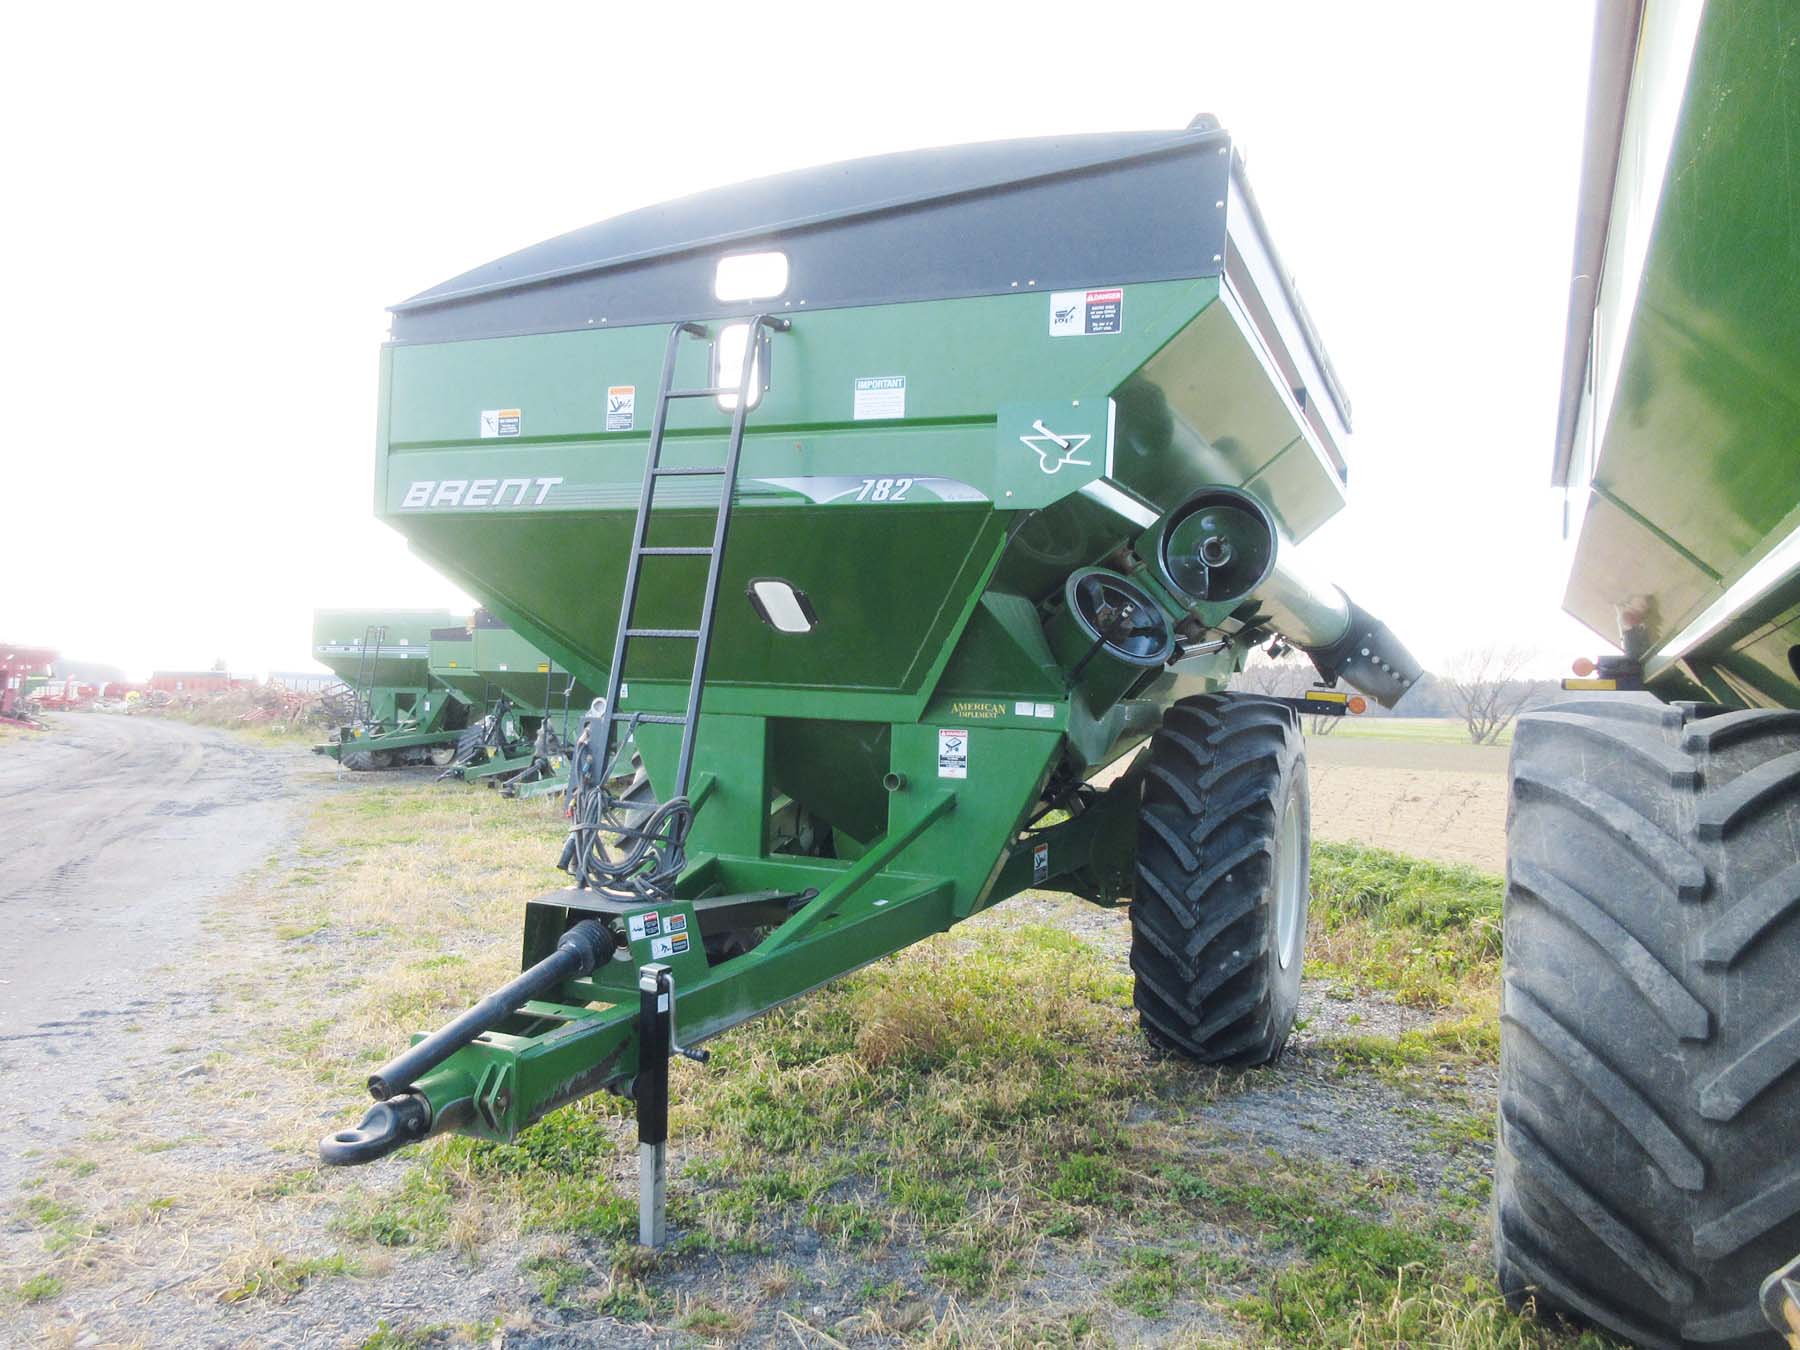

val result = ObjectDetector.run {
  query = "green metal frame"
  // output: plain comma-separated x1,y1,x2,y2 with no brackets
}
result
404,715,1143,1143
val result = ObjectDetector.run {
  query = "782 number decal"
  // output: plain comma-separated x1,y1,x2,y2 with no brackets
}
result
853,477,914,502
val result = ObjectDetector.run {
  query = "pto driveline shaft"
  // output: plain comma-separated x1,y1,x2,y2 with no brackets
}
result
367,919,615,1101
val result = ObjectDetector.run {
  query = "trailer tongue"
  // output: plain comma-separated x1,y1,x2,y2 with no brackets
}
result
322,121,1420,1246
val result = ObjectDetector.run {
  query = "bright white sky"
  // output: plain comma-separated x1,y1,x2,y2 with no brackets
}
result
2,1,1601,680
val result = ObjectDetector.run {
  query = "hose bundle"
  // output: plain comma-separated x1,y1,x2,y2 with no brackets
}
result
558,714,691,900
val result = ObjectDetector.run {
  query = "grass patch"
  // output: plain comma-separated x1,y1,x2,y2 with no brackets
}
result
523,1254,590,1308
1308,842,1502,1011
216,1248,360,1303
1308,715,1513,747
678,1298,752,1337
1323,1013,1502,1077
1048,1152,1127,1206
333,1168,455,1249
11,1272,63,1304
20,1195,103,1256
924,1240,999,1296
358,1321,458,1349
1107,1247,1178,1318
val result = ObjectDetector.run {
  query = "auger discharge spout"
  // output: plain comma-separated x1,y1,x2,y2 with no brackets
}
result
1139,486,1422,707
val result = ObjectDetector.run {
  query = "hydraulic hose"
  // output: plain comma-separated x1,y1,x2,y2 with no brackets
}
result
559,717,691,899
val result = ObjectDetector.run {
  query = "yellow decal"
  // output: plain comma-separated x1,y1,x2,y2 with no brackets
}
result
949,700,1007,721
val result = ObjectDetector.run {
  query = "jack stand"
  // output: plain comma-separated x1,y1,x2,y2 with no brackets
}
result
636,962,671,1247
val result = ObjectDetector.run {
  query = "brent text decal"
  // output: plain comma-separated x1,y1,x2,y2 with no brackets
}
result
400,478,563,510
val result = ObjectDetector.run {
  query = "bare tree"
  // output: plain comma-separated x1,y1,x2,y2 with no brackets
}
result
1442,645,1540,745
1231,651,1315,698
1229,652,1345,734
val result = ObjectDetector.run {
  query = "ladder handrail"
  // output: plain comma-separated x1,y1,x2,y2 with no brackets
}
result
595,314,789,801
595,322,704,777
674,312,787,797
354,624,386,725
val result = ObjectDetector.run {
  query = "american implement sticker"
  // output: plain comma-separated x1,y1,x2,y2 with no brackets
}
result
1048,288,1123,337
605,385,635,431
949,700,1006,721
479,408,522,437
937,728,969,779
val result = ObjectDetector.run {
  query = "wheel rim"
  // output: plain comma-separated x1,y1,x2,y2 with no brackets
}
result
1273,790,1303,971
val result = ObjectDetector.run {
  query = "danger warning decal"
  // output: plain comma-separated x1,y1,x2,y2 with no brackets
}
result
937,728,969,779
479,408,522,437
605,386,635,431
1048,288,1123,337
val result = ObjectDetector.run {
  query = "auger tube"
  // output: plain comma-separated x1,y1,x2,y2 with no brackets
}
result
1257,542,1422,708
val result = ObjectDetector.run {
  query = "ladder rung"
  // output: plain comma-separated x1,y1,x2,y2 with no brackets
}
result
612,712,688,724
651,466,727,477
638,546,715,556
625,627,700,639
666,387,734,399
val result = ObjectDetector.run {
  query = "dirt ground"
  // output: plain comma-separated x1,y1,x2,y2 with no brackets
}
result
0,714,298,1206
1304,732,1509,873
0,715,1530,1348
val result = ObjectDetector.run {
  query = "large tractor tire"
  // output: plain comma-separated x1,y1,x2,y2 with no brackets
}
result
1496,695,1800,1348
1130,693,1310,1065
341,749,378,771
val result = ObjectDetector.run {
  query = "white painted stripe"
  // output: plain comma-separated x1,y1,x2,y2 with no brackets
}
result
1648,515,1800,679
1079,479,1158,529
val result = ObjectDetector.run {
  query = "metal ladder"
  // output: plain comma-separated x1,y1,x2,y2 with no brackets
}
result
353,624,386,725
594,315,788,800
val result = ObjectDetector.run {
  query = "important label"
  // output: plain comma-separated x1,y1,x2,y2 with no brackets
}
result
479,407,522,437
1014,701,1056,719
853,375,906,420
1048,288,1123,337
937,728,968,779
627,911,662,941
1033,842,1050,884
605,385,635,431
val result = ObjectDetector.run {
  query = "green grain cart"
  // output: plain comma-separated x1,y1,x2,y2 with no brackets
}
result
433,610,592,789
312,608,473,769
320,120,1423,1244
1496,5,1800,1347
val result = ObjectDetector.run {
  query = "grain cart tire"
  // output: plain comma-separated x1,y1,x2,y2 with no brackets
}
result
426,744,458,768
454,725,486,765
1495,695,1800,1349
1130,693,1309,1065
342,749,378,771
